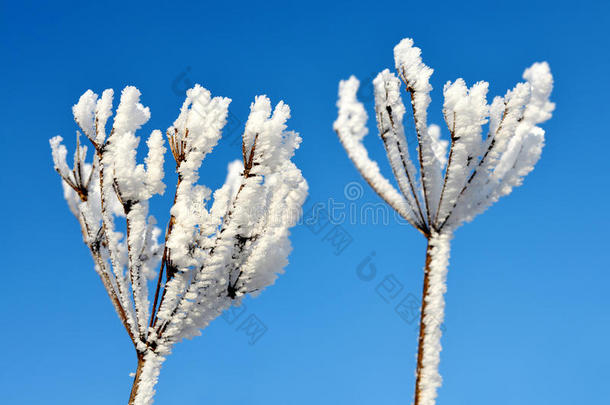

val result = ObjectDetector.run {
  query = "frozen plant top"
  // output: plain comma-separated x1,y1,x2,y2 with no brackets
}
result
334,38,554,236
50,84,308,360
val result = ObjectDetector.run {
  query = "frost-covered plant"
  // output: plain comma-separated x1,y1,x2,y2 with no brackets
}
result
334,38,553,405
50,85,307,404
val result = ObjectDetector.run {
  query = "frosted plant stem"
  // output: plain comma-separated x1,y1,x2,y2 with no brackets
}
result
414,240,433,405
128,352,147,405
52,85,308,404
129,351,164,405
334,39,553,404
414,231,451,405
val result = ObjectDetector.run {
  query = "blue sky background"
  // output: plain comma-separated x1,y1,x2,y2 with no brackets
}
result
1,0,609,404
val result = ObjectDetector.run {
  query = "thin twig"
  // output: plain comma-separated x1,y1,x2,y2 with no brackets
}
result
380,98,427,229
156,133,261,339
438,105,509,229
149,175,181,330
434,111,457,229
399,67,432,228
96,146,138,346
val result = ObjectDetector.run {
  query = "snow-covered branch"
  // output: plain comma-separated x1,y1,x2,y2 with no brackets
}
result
334,38,554,405
51,85,307,404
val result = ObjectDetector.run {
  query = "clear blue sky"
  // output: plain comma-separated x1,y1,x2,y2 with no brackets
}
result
1,0,609,404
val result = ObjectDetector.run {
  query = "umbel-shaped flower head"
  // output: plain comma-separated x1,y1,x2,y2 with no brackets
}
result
50,84,308,405
334,38,554,236
334,38,553,405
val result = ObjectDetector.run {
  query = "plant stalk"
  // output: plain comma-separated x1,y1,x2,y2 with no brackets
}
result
413,232,451,405
128,352,146,405
414,238,433,405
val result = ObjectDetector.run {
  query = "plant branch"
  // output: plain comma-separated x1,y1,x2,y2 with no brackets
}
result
149,174,182,331
81,214,137,348
438,105,509,229
96,147,138,343
380,101,427,230
399,68,432,228
434,111,457,229
154,132,260,339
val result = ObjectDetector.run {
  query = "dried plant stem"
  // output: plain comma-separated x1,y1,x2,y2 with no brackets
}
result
149,175,182,331
413,232,450,405
128,352,146,405
414,238,433,405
